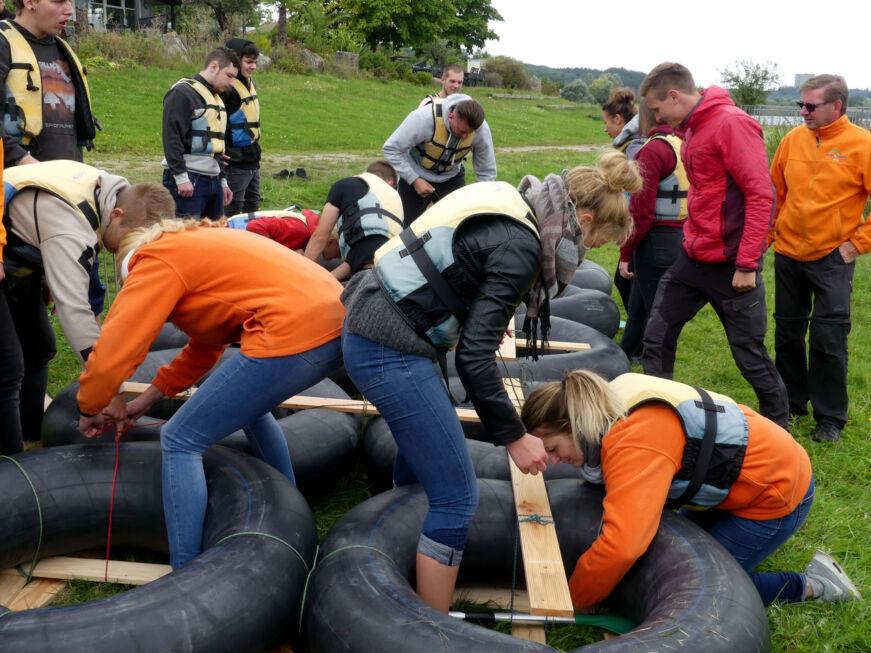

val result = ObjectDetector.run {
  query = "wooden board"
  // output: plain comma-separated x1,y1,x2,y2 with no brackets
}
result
0,574,27,605
497,317,517,359
2,556,171,586
454,586,530,611
5,578,65,611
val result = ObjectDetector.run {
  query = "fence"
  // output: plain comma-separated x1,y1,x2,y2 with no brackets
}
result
743,105,871,129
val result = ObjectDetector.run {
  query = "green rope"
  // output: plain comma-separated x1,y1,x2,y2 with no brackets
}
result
0,456,43,583
214,531,310,573
0,609,11,619
316,544,396,568
296,544,320,635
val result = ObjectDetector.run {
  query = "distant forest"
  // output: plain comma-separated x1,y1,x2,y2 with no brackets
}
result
525,64,645,90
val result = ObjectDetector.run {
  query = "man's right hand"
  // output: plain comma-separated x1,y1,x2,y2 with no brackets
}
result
506,433,549,475
177,181,194,198
618,261,634,279
412,178,435,198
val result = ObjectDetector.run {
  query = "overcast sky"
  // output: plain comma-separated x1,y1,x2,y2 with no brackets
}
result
485,0,871,90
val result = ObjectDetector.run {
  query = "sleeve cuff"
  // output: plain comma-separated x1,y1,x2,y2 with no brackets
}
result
173,172,191,187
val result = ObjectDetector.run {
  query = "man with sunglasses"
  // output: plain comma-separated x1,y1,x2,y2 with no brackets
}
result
769,75,871,442
638,62,789,429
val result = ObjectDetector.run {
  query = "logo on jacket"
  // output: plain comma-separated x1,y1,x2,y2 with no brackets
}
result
826,149,848,162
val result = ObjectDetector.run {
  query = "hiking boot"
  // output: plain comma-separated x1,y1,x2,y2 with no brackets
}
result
805,551,861,602
272,169,292,180
295,167,308,181
812,422,841,442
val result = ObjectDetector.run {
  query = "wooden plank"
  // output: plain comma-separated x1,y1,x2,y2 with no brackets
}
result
509,461,573,618
6,578,65,610
497,317,517,360
120,382,483,423
511,623,547,644
518,339,591,353
0,574,27,605
2,557,171,586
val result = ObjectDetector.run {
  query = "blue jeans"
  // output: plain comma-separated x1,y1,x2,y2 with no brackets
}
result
160,339,342,568
342,330,478,566
163,169,224,219
683,477,815,605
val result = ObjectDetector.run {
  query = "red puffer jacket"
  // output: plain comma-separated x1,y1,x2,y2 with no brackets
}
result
679,86,774,271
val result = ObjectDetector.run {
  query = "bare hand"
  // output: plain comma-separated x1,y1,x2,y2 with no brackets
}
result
0,265,4,283
618,260,633,279
101,394,130,424
79,413,106,438
126,385,164,421
412,178,435,198
177,181,194,198
222,185,233,206
838,240,859,264
506,433,549,475
731,270,757,292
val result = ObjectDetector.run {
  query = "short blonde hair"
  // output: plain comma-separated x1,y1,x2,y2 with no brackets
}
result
564,151,642,246
521,370,625,451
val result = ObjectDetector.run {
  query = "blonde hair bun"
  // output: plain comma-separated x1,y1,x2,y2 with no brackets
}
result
598,151,643,195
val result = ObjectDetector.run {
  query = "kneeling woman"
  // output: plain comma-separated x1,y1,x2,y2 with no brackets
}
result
77,197,345,568
342,152,642,612
522,370,861,608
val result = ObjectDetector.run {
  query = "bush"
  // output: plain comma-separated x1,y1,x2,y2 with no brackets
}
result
589,73,622,105
358,48,391,72
541,79,561,97
75,30,178,68
413,71,433,86
270,42,309,75
561,79,592,103
484,71,503,88
483,56,529,90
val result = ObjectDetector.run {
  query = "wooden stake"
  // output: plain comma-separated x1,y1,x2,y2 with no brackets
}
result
5,578,65,611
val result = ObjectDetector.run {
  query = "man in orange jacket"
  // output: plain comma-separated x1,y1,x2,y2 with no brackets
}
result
770,74,871,442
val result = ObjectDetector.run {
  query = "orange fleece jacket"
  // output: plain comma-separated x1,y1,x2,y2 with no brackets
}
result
569,403,812,608
770,114,871,261
78,228,344,415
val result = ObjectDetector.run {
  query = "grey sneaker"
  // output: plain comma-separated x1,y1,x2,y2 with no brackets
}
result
805,551,862,602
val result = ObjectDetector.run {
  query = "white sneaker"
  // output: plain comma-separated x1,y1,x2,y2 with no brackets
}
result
805,550,862,603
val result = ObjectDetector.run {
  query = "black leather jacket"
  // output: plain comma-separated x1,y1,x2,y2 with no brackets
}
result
343,215,541,445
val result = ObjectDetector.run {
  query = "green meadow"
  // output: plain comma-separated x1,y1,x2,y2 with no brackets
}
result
39,66,870,652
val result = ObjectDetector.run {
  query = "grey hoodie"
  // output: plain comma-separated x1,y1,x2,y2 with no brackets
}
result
6,171,129,359
383,92,497,185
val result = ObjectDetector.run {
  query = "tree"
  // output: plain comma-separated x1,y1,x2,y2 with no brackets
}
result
188,0,255,33
588,73,622,105
561,78,592,103
720,60,780,107
483,56,529,89
442,0,502,53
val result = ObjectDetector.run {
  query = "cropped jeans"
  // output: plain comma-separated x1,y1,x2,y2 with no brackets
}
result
342,330,479,566
160,338,342,568
683,476,815,605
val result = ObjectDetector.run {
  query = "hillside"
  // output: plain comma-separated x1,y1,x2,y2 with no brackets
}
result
524,64,646,90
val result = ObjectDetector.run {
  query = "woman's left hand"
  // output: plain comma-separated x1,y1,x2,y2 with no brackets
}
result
79,413,106,438
101,394,130,424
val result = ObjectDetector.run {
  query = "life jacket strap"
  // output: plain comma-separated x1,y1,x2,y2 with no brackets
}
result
671,387,723,508
398,229,467,323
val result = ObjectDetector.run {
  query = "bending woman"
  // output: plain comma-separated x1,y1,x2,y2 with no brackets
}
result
341,152,642,612
77,191,345,568
522,370,862,608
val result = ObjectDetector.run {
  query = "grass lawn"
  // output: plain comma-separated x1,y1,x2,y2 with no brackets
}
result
33,66,871,652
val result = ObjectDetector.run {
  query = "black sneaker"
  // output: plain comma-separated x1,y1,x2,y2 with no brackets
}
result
295,167,308,181
272,169,292,180
812,422,842,442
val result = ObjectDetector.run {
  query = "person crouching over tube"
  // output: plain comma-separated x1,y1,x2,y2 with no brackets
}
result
521,370,862,609
76,196,345,569
341,151,643,612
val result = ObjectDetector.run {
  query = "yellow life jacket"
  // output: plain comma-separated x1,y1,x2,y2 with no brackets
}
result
0,19,95,147
375,181,538,349
413,98,476,174
337,173,403,260
645,134,689,222
608,373,748,509
4,160,103,234
227,77,260,146
171,78,226,156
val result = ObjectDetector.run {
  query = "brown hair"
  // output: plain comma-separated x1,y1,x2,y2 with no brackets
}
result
638,101,658,135
204,47,240,71
453,99,485,130
801,74,849,115
640,62,696,100
521,370,625,451
601,87,637,123
366,159,398,185
442,64,464,77
564,151,642,245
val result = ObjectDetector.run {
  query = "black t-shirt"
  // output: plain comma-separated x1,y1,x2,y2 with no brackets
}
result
327,177,388,275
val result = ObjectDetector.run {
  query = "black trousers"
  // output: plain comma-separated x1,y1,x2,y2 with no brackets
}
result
641,249,788,427
774,250,854,429
620,227,683,357
0,269,56,453
398,169,466,226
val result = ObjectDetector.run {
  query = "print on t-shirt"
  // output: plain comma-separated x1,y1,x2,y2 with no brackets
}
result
39,57,75,133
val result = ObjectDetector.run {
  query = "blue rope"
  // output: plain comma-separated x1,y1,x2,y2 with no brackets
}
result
0,456,43,583
518,513,554,526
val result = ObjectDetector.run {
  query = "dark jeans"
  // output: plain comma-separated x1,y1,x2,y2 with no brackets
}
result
683,477,814,605
163,170,224,219
0,270,56,452
641,250,789,427
613,263,632,315
774,250,854,429
225,166,261,216
620,227,683,357
398,169,466,226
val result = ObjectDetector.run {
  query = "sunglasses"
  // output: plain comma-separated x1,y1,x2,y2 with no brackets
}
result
795,101,832,113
